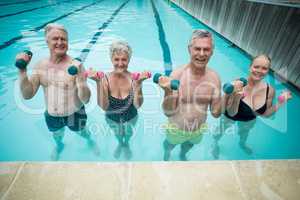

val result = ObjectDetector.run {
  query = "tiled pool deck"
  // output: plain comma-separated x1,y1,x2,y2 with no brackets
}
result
0,160,299,200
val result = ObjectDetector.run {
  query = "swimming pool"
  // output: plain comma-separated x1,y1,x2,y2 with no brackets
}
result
0,0,299,161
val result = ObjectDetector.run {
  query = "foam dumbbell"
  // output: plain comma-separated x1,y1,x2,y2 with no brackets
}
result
68,57,82,75
15,50,33,70
153,73,180,90
153,73,162,84
131,71,152,81
278,95,285,104
170,79,180,90
84,68,104,79
223,77,247,94
278,91,292,104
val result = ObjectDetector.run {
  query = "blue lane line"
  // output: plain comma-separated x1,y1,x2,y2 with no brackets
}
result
0,0,75,19
78,0,130,63
0,0,104,50
0,0,40,7
150,0,173,76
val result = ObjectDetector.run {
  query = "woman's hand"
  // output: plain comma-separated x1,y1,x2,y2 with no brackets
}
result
278,90,292,104
86,68,104,82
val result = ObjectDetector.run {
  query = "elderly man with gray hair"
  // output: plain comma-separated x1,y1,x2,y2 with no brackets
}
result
158,29,225,161
15,23,94,160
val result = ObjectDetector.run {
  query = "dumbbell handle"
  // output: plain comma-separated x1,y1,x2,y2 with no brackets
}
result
223,77,247,94
153,73,162,84
84,69,104,79
68,66,78,75
67,58,83,76
170,79,180,90
153,73,180,90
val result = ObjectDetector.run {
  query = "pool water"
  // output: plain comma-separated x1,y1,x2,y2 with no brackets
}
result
0,0,299,161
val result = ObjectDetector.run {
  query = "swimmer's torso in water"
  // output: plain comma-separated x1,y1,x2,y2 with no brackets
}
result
169,67,218,131
104,73,137,123
225,84,269,121
36,58,83,116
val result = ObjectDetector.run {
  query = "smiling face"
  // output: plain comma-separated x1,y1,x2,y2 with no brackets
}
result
46,29,68,56
249,55,271,81
111,52,129,72
188,37,213,69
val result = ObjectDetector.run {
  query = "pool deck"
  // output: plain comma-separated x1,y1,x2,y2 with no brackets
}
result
0,160,299,200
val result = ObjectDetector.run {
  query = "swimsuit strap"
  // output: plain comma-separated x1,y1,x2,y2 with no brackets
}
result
104,73,111,96
254,83,269,115
265,84,269,101
130,78,134,95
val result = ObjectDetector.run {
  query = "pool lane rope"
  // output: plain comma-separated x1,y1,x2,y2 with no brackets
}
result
0,0,40,7
0,0,76,19
78,0,131,63
0,0,105,50
150,0,173,76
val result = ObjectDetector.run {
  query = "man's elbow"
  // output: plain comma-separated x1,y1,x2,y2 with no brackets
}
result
22,93,34,100
20,85,34,99
211,110,221,118
79,89,91,104
82,98,90,104
21,90,34,100
225,109,237,117
80,94,90,104
163,107,177,117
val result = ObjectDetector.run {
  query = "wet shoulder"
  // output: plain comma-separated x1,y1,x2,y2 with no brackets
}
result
170,65,187,80
34,58,48,70
31,58,49,77
206,67,220,82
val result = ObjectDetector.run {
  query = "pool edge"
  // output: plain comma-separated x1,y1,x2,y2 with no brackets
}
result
0,159,299,199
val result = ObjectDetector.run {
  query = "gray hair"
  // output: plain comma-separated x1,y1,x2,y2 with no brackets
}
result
110,41,132,60
44,23,68,39
188,29,214,48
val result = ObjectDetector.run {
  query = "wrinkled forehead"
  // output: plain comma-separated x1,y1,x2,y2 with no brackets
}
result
46,28,68,39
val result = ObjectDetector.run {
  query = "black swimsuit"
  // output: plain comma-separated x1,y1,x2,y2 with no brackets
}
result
225,84,269,121
105,74,137,123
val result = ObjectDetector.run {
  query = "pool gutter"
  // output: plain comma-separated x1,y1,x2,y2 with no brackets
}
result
0,160,299,199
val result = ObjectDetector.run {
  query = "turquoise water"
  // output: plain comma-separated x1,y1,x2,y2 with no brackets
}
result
0,0,299,161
